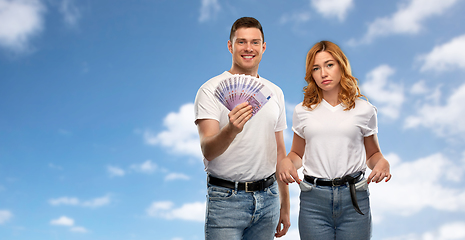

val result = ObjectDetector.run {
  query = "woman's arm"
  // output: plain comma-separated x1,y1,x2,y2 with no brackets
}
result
277,133,305,184
364,134,392,183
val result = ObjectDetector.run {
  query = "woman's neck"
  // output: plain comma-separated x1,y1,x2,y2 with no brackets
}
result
322,91,340,107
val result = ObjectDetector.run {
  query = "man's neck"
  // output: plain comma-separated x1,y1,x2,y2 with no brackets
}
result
228,67,259,78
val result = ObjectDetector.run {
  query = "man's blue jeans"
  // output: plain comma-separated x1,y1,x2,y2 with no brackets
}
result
299,179,372,240
205,181,280,240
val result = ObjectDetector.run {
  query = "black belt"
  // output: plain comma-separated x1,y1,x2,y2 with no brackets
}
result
208,173,276,192
304,172,365,215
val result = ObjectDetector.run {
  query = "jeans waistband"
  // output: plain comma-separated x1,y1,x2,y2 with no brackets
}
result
208,173,276,192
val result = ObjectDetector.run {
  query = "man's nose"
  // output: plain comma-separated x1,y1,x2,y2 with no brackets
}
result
246,43,253,52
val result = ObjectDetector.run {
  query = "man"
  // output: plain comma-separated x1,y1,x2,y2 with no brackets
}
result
194,17,290,239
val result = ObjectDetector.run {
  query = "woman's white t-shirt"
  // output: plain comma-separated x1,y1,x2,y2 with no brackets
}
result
292,98,378,179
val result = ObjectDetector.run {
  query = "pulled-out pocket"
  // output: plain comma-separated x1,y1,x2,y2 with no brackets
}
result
355,178,369,191
299,181,313,192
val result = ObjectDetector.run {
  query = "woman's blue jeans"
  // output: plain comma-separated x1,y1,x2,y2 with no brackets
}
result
299,179,372,240
205,181,280,240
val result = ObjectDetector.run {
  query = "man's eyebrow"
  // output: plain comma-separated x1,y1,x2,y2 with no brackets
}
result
235,38,262,42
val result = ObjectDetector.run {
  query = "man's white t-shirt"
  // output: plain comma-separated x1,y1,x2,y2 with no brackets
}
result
194,71,287,182
292,99,377,179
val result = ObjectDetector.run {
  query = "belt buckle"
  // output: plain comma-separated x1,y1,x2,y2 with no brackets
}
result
332,177,342,186
245,182,253,192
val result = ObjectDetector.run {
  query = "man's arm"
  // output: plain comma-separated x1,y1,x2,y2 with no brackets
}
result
196,102,253,161
275,131,290,238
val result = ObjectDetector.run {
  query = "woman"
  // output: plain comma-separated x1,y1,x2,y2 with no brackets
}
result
277,40,391,239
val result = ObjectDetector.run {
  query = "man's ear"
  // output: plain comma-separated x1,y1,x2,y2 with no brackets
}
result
227,40,233,54
262,41,266,53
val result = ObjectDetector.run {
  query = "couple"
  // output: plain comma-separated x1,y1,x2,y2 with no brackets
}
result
194,17,391,240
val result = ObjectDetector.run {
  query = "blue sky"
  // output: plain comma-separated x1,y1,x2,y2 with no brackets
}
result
1,0,465,239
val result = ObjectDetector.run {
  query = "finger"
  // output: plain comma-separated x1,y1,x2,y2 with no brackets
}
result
366,172,375,184
385,173,392,182
275,223,283,238
233,104,252,118
275,222,282,233
230,102,249,115
278,172,289,184
280,172,294,184
276,222,290,237
290,169,301,184
373,173,382,183
372,172,380,183
234,107,253,125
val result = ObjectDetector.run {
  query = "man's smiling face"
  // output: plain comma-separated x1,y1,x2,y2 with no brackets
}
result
228,27,266,76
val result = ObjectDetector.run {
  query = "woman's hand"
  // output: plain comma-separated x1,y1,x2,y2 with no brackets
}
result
277,157,301,184
367,156,391,184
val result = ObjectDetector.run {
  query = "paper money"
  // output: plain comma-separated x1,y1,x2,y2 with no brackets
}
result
215,74,273,116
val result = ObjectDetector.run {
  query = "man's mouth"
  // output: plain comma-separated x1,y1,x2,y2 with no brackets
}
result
242,55,254,59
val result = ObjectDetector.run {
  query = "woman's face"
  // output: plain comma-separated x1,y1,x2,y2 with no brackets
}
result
311,51,342,95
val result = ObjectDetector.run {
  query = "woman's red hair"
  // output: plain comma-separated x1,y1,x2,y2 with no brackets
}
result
303,41,366,110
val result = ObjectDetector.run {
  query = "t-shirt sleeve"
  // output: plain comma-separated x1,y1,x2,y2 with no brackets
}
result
194,86,221,123
275,88,287,132
291,104,305,139
362,105,378,137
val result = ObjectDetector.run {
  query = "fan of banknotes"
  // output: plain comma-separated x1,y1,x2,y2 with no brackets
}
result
214,74,273,116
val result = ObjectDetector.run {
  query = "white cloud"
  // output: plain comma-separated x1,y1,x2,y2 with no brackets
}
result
164,173,190,181
369,152,465,223
0,0,45,52
360,65,404,120
50,216,88,233
49,162,63,170
278,228,300,240
404,83,465,137
0,210,12,224
81,195,110,208
410,80,442,105
130,160,157,174
50,216,74,226
49,195,111,208
350,0,459,45
384,221,465,240
410,80,429,95
144,103,202,160
146,201,205,222
58,0,81,27
279,11,311,25
419,34,465,72
49,197,80,206
70,226,88,233
310,0,353,21
198,0,220,23
107,165,125,177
